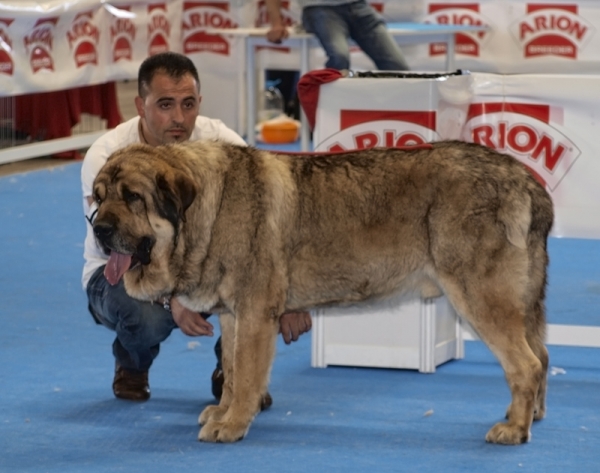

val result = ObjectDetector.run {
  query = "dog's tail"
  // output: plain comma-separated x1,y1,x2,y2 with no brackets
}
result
526,177,554,244
499,192,531,250
499,172,554,250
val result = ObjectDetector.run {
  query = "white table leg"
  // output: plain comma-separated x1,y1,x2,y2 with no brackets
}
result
246,37,256,146
445,33,456,72
300,37,310,151
237,36,245,137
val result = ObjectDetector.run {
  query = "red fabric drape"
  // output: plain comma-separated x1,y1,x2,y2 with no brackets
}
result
14,82,122,159
296,68,343,131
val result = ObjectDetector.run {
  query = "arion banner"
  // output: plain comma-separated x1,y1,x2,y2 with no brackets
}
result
313,72,600,239
4,0,600,97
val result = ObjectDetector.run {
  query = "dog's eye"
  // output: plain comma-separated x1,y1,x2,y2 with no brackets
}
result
123,189,142,203
93,192,103,205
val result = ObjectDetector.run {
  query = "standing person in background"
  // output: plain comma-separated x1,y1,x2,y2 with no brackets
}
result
81,52,311,409
264,0,409,71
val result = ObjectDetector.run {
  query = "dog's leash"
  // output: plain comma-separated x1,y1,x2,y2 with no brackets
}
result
85,207,98,227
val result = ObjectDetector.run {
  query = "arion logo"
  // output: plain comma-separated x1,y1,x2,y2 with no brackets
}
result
462,102,580,190
110,6,136,63
24,18,58,72
183,1,238,56
67,11,100,68
425,4,489,57
148,4,171,56
510,4,594,59
315,110,438,152
0,19,14,76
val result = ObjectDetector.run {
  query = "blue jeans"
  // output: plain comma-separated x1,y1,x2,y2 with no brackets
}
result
87,266,177,372
86,266,222,371
87,266,222,373
302,0,409,71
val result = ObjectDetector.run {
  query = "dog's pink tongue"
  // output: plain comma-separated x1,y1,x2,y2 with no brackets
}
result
104,252,132,286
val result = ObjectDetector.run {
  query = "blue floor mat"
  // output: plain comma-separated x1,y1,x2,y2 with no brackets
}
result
1,159,599,473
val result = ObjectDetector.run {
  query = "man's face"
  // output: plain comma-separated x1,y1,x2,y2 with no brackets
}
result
135,71,201,146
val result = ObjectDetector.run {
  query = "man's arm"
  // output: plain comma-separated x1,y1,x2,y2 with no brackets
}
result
170,297,214,337
279,311,312,344
264,0,289,44
171,300,310,343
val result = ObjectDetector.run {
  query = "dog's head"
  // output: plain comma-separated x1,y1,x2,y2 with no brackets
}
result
92,143,197,299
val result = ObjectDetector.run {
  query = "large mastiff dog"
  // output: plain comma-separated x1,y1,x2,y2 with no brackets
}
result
92,140,553,445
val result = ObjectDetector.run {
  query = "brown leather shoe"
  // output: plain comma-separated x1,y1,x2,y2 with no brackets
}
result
211,368,272,411
211,368,224,400
260,392,273,410
113,363,150,401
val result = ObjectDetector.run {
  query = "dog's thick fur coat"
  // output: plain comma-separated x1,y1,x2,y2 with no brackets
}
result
92,140,553,445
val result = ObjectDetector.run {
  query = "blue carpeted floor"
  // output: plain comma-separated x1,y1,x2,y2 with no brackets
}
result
1,149,599,472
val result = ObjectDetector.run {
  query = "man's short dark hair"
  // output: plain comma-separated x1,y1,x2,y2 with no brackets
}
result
137,52,201,98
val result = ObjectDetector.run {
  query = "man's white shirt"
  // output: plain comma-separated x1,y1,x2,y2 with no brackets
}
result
81,115,246,288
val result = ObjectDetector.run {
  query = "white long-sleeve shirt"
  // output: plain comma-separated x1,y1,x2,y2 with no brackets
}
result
81,115,246,288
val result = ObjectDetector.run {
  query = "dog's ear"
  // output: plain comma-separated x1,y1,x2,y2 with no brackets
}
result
156,171,197,225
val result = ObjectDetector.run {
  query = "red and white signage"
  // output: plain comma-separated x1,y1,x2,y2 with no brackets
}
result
463,102,580,191
180,0,246,139
0,1,184,97
0,19,14,77
3,0,600,147
425,3,490,57
183,1,238,56
4,0,600,96
69,11,101,68
510,4,595,60
313,72,600,239
400,0,600,73
466,73,600,238
109,6,135,63
314,74,474,151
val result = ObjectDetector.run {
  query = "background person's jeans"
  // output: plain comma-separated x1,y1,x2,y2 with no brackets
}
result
302,0,409,71
86,265,177,373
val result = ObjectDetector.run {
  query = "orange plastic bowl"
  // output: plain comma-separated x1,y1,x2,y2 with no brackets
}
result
261,121,300,144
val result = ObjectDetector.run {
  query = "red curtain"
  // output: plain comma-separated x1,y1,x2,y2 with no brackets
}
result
14,82,122,159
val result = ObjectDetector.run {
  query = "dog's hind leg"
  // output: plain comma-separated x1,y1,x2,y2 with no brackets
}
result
525,311,548,421
199,306,279,443
442,278,543,445
524,238,550,422
199,312,235,426
499,301,547,424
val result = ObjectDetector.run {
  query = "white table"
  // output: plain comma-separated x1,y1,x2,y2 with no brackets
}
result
311,295,465,373
209,23,489,151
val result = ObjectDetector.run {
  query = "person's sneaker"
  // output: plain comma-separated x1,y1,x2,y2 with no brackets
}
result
211,368,272,411
113,363,150,401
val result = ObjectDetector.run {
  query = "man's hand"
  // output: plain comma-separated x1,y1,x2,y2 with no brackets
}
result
264,0,289,44
279,311,312,344
170,297,214,337
266,25,289,44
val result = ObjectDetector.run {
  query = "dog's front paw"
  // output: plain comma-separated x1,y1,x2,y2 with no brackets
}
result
198,405,227,425
485,421,531,445
198,418,251,443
